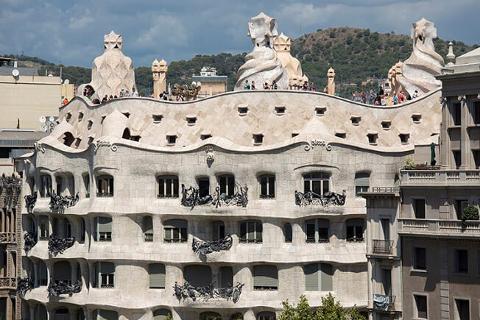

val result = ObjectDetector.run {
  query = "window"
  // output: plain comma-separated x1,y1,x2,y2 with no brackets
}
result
87,120,93,130
198,177,210,197
152,114,163,123
381,120,391,129
275,106,286,115
39,216,49,240
346,219,364,242
164,219,187,243
253,265,278,290
186,116,197,125
143,216,153,242
62,132,75,146
122,112,130,118
414,294,428,319
80,218,86,243
455,299,470,320
452,102,461,126
453,150,461,169
473,101,480,124
253,134,264,145
283,223,292,243
257,312,276,320
414,247,426,270
412,114,422,123
292,132,299,138
212,221,225,241
354,172,370,195
74,138,82,148
259,174,275,198
304,263,333,291
78,112,84,122
96,175,114,197
149,263,165,289
219,266,233,288
40,174,52,197
83,173,90,198
455,249,468,273
184,265,212,287
200,312,221,320
65,113,72,122
218,174,235,197
382,268,392,295
399,133,410,144
303,172,330,197
153,309,172,320
200,134,212,140
351,115,361,125
413,199,426,219
315,106,326,116
238,106,248,115
157,176,179,198
305,219,329,243
94,310,118,320
473,150,480,169
239,220,262,243
166,135,177,145
335,132,346,138
94,262,115,288
367,133,378,145
95,216,112,242
38,261,48,286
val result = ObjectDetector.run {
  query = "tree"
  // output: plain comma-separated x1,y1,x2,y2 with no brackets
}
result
279,295,315,320
315,294,347,320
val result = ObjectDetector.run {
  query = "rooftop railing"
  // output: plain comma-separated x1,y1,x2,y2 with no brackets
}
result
399,218,480,237
400,170,480,186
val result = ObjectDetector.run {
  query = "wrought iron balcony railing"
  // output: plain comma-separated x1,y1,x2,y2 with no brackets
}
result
373,294,395,311
49,193,79,213
192,235,233,256
16,278,33,296
181,184,248,209
0,232,15,244
372,240,393,255
48,235,75,255
294,190,346,206
0,277,16,289
48,280,81,297
24,192,37,213
24,232,37,253
174,281,244,303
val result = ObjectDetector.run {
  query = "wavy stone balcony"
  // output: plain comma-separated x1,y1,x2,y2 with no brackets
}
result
399,218,480,238
400,169,480,187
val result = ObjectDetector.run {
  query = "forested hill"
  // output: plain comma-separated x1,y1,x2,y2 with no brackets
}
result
6,27,477,97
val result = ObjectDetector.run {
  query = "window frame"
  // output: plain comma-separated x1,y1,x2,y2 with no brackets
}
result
414,294,428,319
303,172,330,197
413,198,426,219
163,219,188,243
239,220,262,243
157,175,179,198
413,247,427,271
346,218,365,242
96,175,114,197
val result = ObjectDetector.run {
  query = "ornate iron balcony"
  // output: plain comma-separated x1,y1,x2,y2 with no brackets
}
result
48,235,75,255
49,193,79,213
0,174,21,209
16,277,33,296
181,184,248,209
24,192,37,213
0,232,15,244
24,232,37,253
192,235,233,256
294,190,346,206
174,281,244,303
48,280,81,297
372,240,393,255
373,294,395,311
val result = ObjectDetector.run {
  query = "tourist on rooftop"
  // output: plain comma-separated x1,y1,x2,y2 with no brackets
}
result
62,97,69,106
263,82,269,90
244,80,250,90
302,81,308,91
412,90,419,99
272,80,278,90
251,81,256,90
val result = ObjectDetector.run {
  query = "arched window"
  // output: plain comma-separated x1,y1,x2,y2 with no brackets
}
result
143,216,153,242
239,220,262,243
62,132,75,147
355,172,370,195
346,219,365,242
96,175,114,197
304,263,333,291
82,173,90,198
253,265,278,290
153,309,172,320
184,265,212,287
305,219,329,243
149,263,166,289
37,260,48,287
38,215,49,240
303,172,330,197
163,219,187,243
256,311,276,320
283,223,292,243
39,174,52,197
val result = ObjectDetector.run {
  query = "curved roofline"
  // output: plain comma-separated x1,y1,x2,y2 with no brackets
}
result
61,87,442,111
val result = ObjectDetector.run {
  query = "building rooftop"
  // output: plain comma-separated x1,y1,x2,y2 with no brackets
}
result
0,129,47,148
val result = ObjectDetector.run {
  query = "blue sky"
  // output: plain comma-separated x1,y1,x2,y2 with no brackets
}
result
0,0,478,67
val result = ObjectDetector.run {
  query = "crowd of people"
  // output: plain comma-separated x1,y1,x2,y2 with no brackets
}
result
351,88,419,106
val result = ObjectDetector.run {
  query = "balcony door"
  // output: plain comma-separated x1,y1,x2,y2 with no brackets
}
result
381,218,390,241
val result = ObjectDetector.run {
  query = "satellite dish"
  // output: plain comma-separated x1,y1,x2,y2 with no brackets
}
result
39,116,46,123
64,79,70,84
12,69,19,77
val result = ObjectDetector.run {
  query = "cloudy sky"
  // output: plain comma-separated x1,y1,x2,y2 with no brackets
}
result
0,0,478,67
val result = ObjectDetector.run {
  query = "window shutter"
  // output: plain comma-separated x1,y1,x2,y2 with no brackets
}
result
355,173,370,187
253,265,278,288
304,263,319,291
149,264,166,288
100,262,115,275
320,263,333,291
184,265,212,287
143,216,153,234
98,217,112,233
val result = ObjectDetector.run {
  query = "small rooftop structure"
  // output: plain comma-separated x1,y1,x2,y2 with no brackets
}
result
192,66,228,97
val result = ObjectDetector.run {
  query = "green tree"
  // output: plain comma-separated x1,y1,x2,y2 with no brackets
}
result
279,295,315,320
315,293,347,320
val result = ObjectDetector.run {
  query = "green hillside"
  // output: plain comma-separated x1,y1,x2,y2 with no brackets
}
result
7,27,478,98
